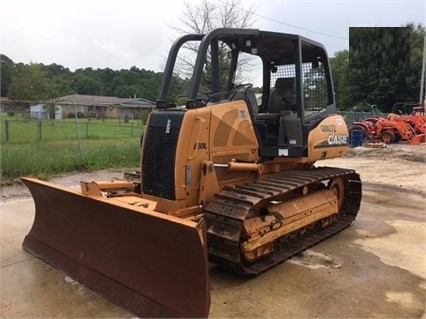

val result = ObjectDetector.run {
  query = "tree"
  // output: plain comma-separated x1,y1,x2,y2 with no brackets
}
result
330,50,354,109
8,63,58,102
1,54,16,97
331,23,425,112
170,0,257,95
404,23,426,102
114,84,141,98
72,74,103,95
97,67,117,96
344,23,425,111
42,63,75,97
173,0,255,35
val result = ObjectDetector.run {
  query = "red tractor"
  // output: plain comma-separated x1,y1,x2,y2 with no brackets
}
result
351,116,425,145
387,102,426,135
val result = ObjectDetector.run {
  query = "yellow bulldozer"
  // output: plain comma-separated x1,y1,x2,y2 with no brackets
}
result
22,28,362,318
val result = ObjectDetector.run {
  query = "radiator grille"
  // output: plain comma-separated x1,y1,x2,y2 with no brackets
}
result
142,111,184,200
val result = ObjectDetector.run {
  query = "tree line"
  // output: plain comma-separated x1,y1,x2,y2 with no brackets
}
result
1,22,424,113
0,55,190,104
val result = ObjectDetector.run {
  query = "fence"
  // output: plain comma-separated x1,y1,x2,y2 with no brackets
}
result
3,111,387,144
338,110,384,126
1,116,144,144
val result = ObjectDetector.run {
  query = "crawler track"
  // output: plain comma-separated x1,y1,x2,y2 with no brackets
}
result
204,166,362,275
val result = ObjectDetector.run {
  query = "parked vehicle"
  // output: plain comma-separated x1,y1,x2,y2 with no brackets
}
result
21,28,363,318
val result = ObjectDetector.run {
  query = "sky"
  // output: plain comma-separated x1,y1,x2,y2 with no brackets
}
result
1,0,425,74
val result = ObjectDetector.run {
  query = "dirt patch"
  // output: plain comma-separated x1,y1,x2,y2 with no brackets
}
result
317,143,426,194
346,143,426,163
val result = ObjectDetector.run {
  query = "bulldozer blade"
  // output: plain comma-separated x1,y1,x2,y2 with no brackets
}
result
21,177,210,318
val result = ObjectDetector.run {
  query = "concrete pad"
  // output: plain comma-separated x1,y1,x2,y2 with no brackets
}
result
1,200,35,268
1,184,425,318
1,200,132,318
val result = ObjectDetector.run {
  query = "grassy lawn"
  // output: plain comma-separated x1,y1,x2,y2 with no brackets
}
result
1,114,144,183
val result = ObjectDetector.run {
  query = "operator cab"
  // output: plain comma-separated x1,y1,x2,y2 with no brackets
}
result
156,29,336,158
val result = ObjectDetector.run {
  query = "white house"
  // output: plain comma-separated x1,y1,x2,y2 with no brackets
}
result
30,104,63,120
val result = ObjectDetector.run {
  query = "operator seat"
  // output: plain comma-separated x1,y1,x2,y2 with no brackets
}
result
268,77,296,114
229,88,259,115
255,77,301,146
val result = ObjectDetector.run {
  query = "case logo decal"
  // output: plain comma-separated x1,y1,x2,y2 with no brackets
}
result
327,134,348,145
